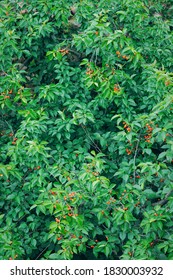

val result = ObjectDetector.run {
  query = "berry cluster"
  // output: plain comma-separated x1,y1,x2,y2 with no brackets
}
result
116,50,129,60
144,123,153,143
113,83,120,92
86,68,94,75
59,48,69,55
12,137,18,145
126,148,132,155
123,121,131,132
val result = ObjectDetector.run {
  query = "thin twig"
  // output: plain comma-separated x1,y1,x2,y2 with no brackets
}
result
152,190,173,206
81,124,102,153
133,134,141,184
35,244,50,260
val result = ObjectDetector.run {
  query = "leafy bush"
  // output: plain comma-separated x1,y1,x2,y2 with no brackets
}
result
0,0,173,260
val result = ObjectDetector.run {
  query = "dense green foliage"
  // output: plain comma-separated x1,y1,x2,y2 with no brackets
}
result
0,0,173,260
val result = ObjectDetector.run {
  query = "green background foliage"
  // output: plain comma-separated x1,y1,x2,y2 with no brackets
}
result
0,0,173,260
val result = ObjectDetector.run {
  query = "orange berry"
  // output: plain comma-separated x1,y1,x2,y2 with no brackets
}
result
68,213,73,216
114,86,120,92
165,81,170,86
160,179,164,182
51,191,56,195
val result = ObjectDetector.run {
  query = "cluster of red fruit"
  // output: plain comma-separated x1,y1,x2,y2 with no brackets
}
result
92,171,99,176
89,237,108,249
57,234,83,243
55,218,60,223
123,121,131,132
68,192,76,197
106,197,116,205
27,166,40,172
59,48,69,55
4,95,10,99
116,51,129,60
113,84,120,92
144,123,153,143
134,201,140,207
34,166,40,170
86,68,94,76
119,189,129,201
126,148,132,155
64,191,75,201
60,204,79,218
12,137,18,145
2,89,12,99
